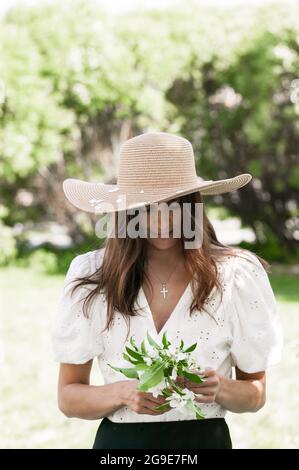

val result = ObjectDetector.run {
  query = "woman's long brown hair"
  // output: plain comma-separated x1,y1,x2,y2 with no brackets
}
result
69,191,269,342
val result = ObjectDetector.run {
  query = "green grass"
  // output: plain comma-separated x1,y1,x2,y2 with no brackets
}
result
1,267,298,449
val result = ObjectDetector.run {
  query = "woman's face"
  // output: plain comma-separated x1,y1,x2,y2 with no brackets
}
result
140,199,182,250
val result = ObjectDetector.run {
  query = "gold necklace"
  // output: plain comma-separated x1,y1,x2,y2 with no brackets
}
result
146,258,182,300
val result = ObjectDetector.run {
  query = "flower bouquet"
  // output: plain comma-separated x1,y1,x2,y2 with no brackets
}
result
107,330,206,420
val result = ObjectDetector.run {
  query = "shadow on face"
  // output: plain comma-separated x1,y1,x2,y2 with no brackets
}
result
140,198,183,250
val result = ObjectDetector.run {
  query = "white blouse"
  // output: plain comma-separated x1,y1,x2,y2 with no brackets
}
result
51,248,283,423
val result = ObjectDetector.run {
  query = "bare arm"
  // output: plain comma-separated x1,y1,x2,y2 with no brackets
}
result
57,361,170,420
215,367,266,413
57,361,124,420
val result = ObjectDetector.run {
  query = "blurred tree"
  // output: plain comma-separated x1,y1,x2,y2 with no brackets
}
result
0,0,298,259
165,5,299,255
0,1,185,247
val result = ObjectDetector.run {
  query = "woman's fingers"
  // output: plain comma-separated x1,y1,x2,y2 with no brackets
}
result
146,397,168,407
137,368,219,414
144,393,167,404
176,367,216,384
196,367,216,378
192,376,219,388
194,387,216,396
133,396,170,415
194,394,215,404
143,398,171,414
178,376,218,390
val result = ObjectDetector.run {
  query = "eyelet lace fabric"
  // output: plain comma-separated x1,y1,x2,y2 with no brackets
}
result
51,248,283,423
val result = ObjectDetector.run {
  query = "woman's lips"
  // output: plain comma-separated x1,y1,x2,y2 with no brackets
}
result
149,229,173,237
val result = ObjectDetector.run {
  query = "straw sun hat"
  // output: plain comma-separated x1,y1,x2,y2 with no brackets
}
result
63,131,252,214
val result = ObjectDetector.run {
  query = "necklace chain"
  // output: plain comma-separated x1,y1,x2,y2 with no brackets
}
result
146,258,183,300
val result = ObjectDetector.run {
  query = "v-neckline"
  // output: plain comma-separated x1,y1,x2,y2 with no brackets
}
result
139,281,192,337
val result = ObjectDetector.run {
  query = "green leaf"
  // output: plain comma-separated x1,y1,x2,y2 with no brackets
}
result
182,369,204,384
137,359,168,391
107,363,139,379
122,352,139,364
195,411,206,420
135,363,149,371
162,331,170,348
146,330,162,350
183,342,197,353
179,339,185,350
125,346,145,362
141,340,147,355
177,362,184,375
152,402,171,412
164,366,173,377
186,400,205,420
168,377,185,395
162,387,173,397
178,359,188,367
129,335,139,351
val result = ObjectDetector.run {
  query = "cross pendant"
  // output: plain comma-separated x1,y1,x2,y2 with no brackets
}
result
160,284,168,299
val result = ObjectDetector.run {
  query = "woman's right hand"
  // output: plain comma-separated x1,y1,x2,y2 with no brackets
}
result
117,379,171,415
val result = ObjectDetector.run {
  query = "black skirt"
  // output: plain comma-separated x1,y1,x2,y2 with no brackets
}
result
92,416,232,449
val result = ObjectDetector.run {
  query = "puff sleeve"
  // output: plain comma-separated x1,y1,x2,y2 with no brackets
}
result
51,252,105,364
228,252,283,373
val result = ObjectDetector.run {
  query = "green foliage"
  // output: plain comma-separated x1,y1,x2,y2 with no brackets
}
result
0,222,17,265
239,239,298,263
10,235,104,274
108,330,205,418
165,4,299,254
0,0,298,259
26,249,57,274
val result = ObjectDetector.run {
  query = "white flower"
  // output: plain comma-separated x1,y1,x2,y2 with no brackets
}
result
167,389,195,408
168,344,177,355
167,391,182,408
168,397,181,408
171,367,177,381
181,387,195,400
144,357,152,366
166,390,183,406
146,344,156,356
148,378,167,398
152,351,161,361
177,351,187,361
145,342,161,361
165,388,197,419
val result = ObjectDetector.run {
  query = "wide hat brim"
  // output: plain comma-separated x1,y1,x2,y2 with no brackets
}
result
62,173,252,214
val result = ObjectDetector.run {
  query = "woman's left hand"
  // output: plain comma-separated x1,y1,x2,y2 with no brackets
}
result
175,367,222,404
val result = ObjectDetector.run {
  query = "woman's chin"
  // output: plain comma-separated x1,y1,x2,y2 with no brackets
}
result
147,232,178,249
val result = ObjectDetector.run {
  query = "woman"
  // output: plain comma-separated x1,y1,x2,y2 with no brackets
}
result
52,132,283,449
